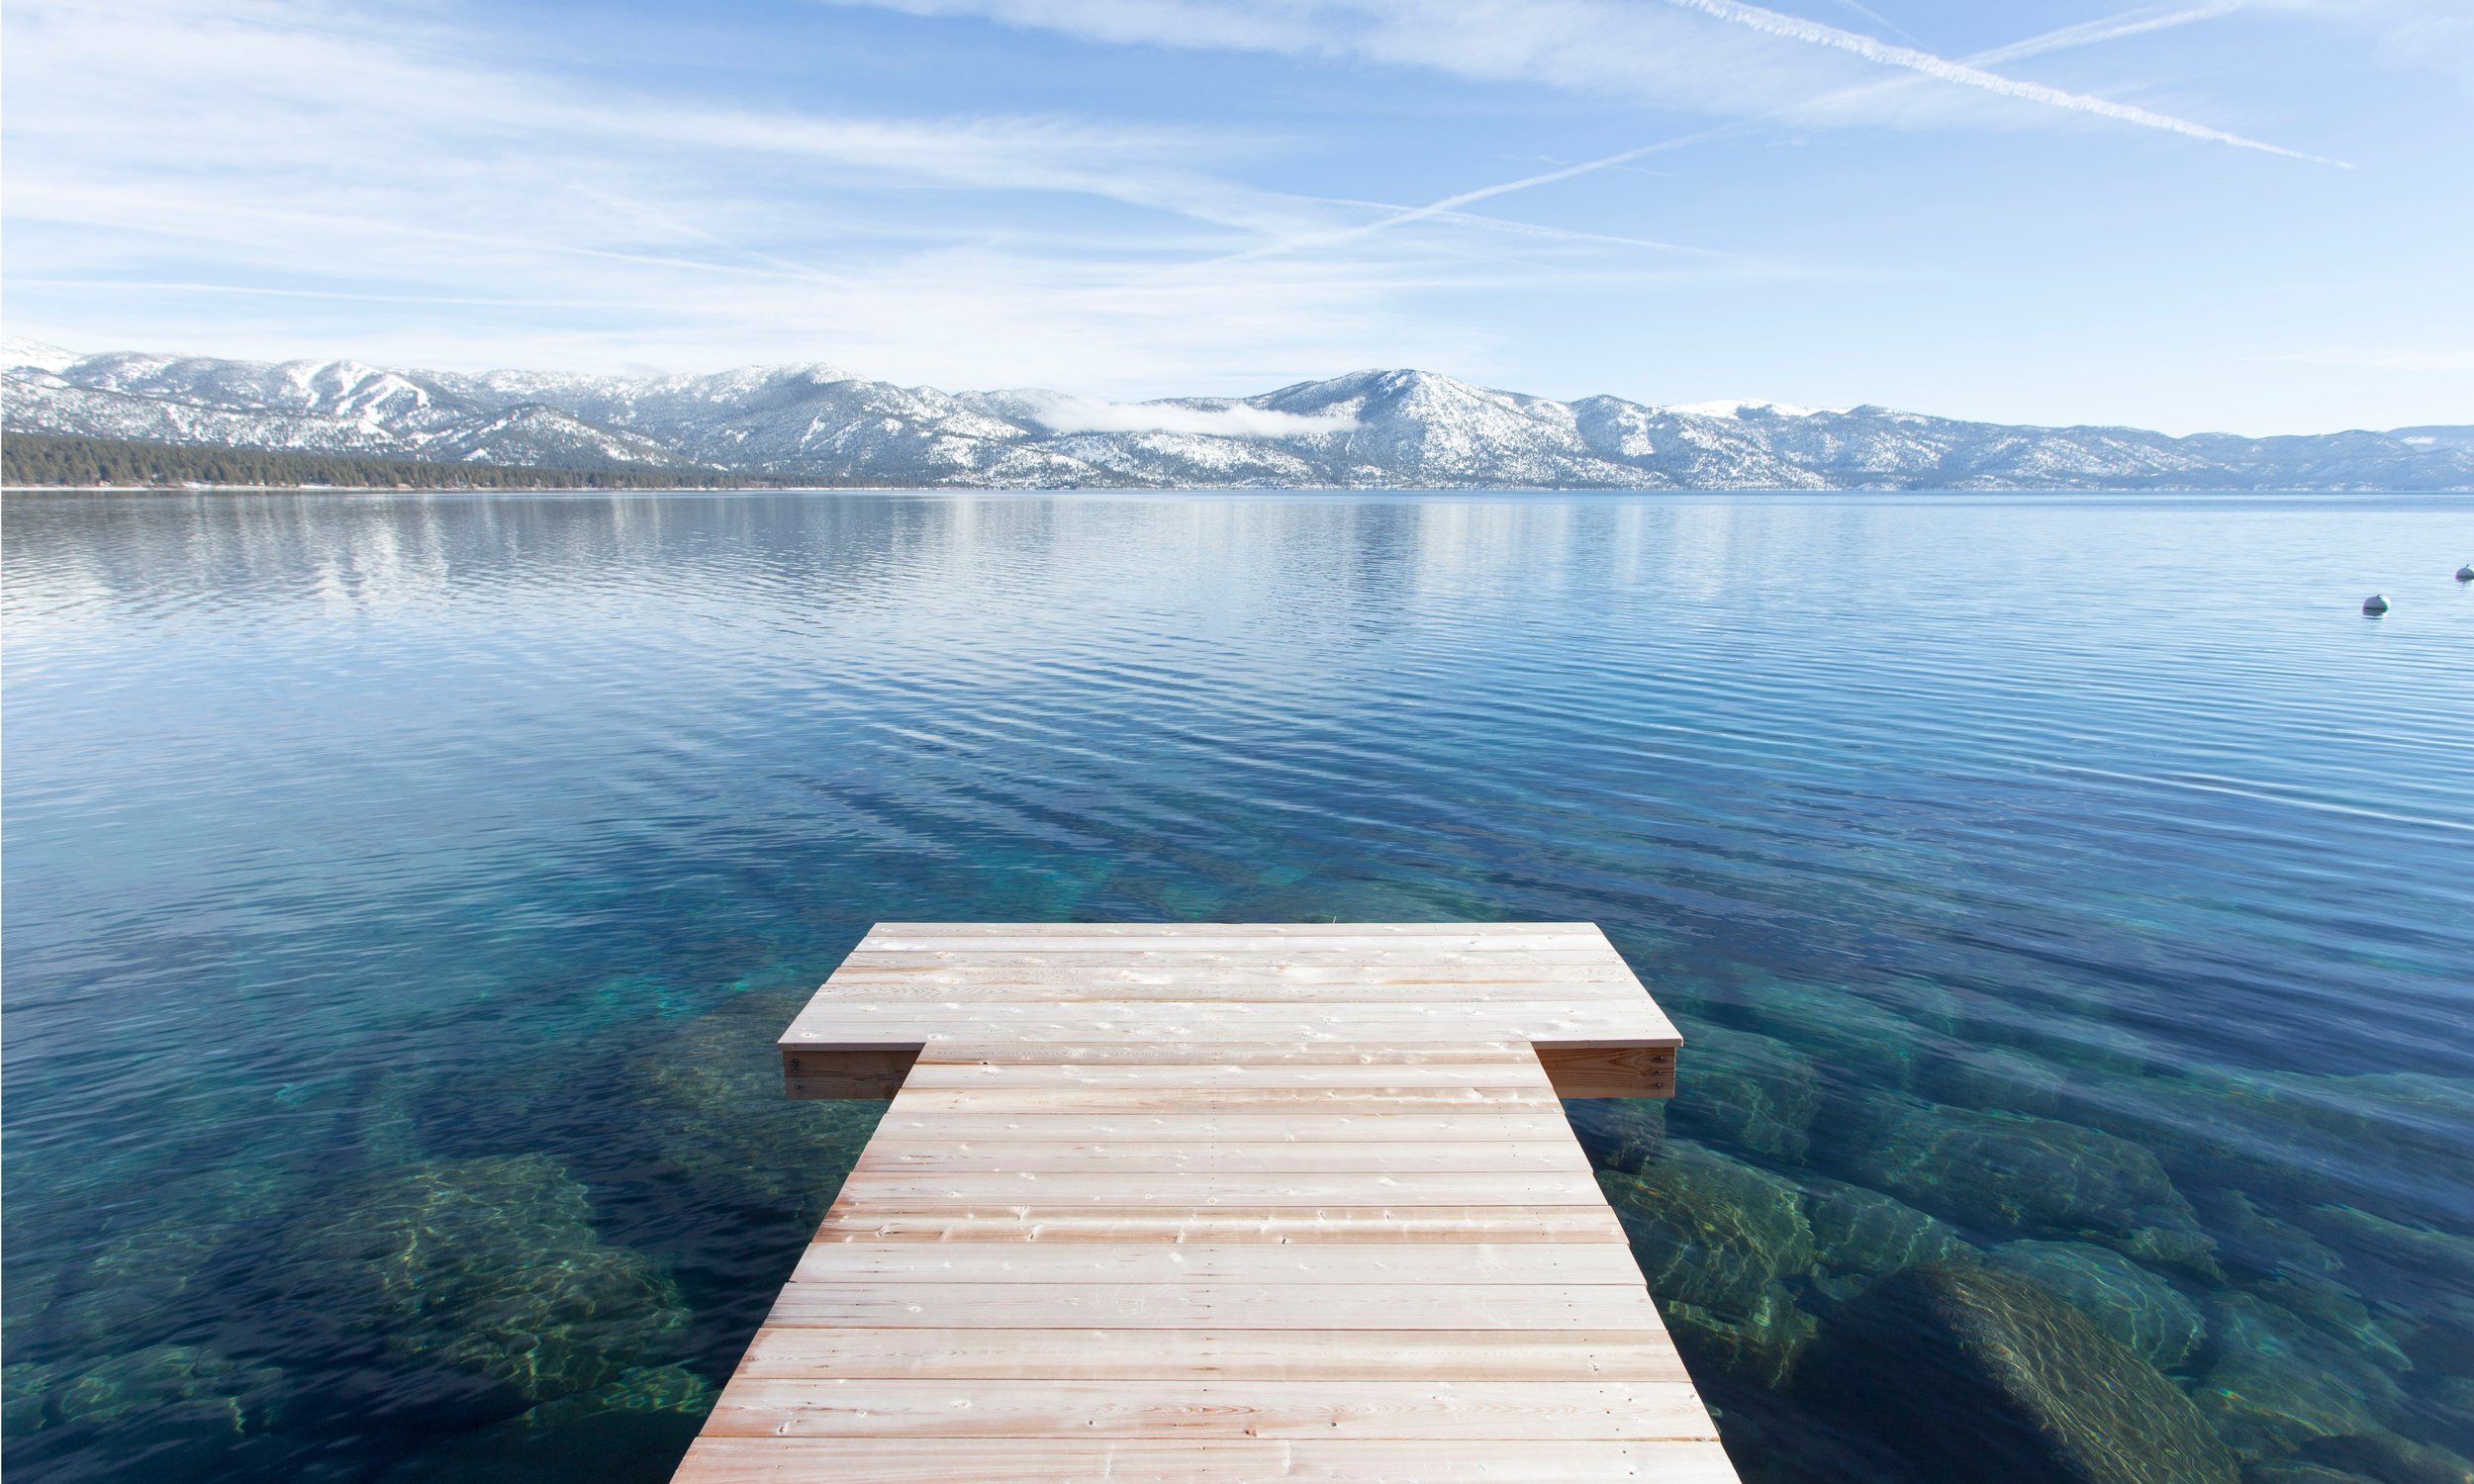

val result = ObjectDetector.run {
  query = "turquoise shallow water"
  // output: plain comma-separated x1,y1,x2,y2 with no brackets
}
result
4,488,2472,1483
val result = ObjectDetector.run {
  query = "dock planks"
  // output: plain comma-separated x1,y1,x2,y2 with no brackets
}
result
673,922,1733,1483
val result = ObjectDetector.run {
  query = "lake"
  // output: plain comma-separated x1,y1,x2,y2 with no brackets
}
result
4,488,2471,1484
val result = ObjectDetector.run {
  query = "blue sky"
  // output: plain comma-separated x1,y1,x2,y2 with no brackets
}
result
4,0,2468,432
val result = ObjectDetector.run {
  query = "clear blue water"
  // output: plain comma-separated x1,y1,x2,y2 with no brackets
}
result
4,488,2471,1484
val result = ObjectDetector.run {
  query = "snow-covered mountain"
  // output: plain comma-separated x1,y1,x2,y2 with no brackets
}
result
6,339,2467,491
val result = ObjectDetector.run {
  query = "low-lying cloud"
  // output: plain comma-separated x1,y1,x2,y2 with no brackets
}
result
1028,394,1358,439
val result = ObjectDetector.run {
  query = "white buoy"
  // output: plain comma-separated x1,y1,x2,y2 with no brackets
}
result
2457,563,2473,582
2363,595,2390,615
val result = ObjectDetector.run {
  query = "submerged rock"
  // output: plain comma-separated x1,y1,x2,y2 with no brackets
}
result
1565,1096,1666,1176
1720,982,1941,1094
2246,1275,2411,1372
2197,1190,2347,1280
1668,1021,1823,1161
2436,1371,2474,1412
1986,1241,2206,1370
1663,1285,1818,1389
625,991,883,1219
1922,1046,2067,1118
1815,1092,2218,1275
1599,1140,1818,1382
1801,1176,1971,1300
2292,1434,2474,1484
2,1360,61,1436
2302,1207,2474,1289
2062,1070,2474,1220
519,1362,715,1428
4,1345,283,1435
1807,1260,2239,1484
2194,1293,2405,1457
1602,1141,1816,1315
286,1153,688,1406
2243,1465,2385,1484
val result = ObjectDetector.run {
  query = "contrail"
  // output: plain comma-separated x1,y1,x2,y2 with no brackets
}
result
1661,0,2343,165
1969,1,2251,65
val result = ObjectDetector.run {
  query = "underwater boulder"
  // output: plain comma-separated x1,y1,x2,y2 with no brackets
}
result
626,992,883,1219
2301,1207,2474,1290
1,1345,288,1478
1668,1021,1823,1161
2194,1292,2405,1457
2063,1071,2474,1217
519,1362,715,1428
1565,1096,1666,1176
1599,1140,1820,1382
46,1345,284,1434
1719,983,1938,1095
2292,1434,2474,1484
2437,1372,2474,1414
1922,1046,2067,1118
1815,1091,2218,1275
286,1153,688,1406
2196,1190,2347,1280
1801,1176,1972,1300
1986,1240,2205,1370
2244,1275,2411,1372
3,1361,61,1436
1806,1260,2239,1484
2242,1465,2384,1484
1660,1285,1818,1389
1600,1140,1816,1317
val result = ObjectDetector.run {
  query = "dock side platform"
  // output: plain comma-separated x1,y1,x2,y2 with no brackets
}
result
672,921,1737,1483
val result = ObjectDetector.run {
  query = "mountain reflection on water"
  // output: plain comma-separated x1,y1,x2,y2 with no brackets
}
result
4,488,2471,1484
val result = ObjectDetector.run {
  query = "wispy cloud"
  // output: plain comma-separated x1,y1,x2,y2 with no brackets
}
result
1017,393,1359,436
1,0,1553,386
2258,347,2474,371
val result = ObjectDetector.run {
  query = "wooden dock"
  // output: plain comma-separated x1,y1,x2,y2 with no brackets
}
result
673,922,1737,1483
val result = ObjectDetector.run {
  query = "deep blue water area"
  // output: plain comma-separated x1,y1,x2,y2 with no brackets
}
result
5,488,2471,1484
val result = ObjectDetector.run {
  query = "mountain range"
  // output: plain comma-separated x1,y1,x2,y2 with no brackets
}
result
6,339,2467,491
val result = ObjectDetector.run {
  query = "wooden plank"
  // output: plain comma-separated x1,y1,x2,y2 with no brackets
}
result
762,1282,1667,1330
826,1171,1613,1209
895,1061,1559,1088
861,930,1613,950
831,960,1639,981
790,1243,1649,1285
914,1040,1547,1067
674,1437,1743,1483
730,1327,1691,1382
841,950,1633,974
853,940,1622,958
809,1206,1632,1244
864,922,1610,936
883,1086,1561,1113
851,1140,1594,1174
808,978,1649,1002
703,1377,1716,1439
862,1113,1585,1141
781,1005,1681,1049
